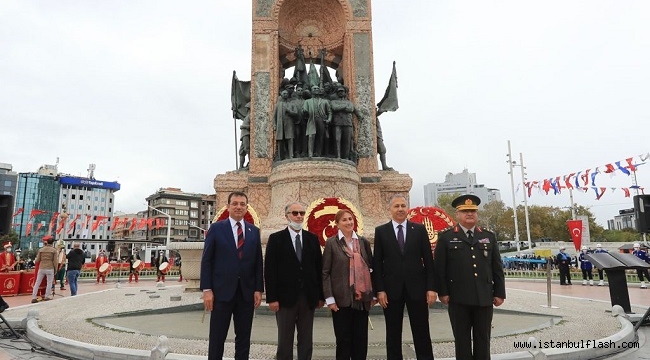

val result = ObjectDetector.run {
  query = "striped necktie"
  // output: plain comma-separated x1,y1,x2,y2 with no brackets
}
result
236,222,244,259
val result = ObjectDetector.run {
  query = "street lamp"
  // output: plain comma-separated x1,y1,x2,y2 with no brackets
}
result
147,205,171,248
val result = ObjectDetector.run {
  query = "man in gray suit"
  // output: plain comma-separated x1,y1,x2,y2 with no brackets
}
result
265,202,324,360
373,194,436,360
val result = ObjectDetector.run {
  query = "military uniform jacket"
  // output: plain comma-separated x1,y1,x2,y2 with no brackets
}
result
434,226,506,307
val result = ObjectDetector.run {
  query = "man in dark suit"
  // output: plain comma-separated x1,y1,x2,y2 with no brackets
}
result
373,194,436,360
265,201,324,360
434,194,506,360
200,191,264,360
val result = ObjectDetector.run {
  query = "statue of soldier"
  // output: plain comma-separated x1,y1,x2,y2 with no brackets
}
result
290,85,306,157
238,103,251,169
375,111,394,171
292,45,308,87
274,90,299,160
330,86,364,160
302,86,332,158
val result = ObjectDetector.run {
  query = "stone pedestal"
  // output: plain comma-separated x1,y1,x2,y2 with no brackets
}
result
215,158,412,242
166,242,203,292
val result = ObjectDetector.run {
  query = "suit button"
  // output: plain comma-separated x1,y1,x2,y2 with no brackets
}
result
470,247,474,250
474,273,478,277
473,264,477,268
472,255,476,259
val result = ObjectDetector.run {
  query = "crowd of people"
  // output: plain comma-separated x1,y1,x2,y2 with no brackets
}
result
200,191,505,360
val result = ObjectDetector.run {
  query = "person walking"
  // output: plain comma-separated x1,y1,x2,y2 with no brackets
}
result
65,242,86,296
31,235,58,303
434,194,506,360
323,209,374,360
265,201,323,360
200,191,263,360
372,194,436,360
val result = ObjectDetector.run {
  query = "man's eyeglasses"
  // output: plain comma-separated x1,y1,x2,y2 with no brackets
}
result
289,211,306,216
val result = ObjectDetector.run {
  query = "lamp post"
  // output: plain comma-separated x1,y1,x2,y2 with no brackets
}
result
147,205,171,248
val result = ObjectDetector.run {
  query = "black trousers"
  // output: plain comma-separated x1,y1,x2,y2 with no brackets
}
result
581,269,593,280
331,306,369,360
208,286,255,360
448,302,494,360
382,290,433,360
275,294,315,360
558,264,571,284
636,268,650,282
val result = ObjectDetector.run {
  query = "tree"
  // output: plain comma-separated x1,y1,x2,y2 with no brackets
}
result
436,193,459,217
480,200,509,241
0,230,19,249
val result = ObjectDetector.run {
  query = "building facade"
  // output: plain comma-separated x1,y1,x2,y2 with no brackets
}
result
145,188,204,245
14,172,61,250
423,169,501,209
607,208,636,231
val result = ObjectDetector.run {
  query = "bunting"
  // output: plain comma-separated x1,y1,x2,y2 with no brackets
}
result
525,152,648,200
12,208,23,218
91,216,108,232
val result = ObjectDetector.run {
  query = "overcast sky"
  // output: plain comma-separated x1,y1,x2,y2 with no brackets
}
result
2,1,649,228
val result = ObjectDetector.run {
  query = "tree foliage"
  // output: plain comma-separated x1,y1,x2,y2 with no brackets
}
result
436,195,608,243
0,231,19,249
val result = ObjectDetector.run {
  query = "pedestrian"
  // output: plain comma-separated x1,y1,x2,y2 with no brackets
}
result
578,246,593,286
265,201,324,360
593,243,608,286
31,235,58,303
53,242,67,292
323,209,374,360
632,243,650,289
200,191,263,360
66,242,86,296
556,246,572,285
434,194,506,360
372,194,436,360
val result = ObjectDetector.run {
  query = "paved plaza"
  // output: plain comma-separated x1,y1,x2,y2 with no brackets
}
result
0,277,649,359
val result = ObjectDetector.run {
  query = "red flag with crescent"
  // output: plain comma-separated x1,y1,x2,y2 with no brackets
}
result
304,198,363,247
567,219,582,251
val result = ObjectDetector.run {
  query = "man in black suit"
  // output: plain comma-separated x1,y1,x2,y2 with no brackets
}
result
434,194,506,360
201,191,264,360
373,194,436,360
265,202,324,360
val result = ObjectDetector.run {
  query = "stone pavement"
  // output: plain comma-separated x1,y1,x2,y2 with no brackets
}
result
0,277,649,359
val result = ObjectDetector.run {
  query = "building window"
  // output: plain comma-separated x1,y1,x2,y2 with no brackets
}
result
190,201,198,208
175,200,187,206
80,195,84,200
72,194,76,199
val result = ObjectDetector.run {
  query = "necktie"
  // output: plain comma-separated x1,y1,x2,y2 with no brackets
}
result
295,234,302,262
236,222,244,259
467,230,473,240
397,224,405,253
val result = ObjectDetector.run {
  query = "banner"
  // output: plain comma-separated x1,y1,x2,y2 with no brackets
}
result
377,61,399,114
566,219,583,251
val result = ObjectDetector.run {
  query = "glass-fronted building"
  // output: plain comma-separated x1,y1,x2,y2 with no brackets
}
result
14,173,61,250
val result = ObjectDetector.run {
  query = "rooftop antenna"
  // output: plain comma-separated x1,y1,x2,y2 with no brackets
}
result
88,163,96,180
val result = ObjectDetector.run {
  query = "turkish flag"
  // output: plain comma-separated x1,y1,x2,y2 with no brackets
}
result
567,219,583,251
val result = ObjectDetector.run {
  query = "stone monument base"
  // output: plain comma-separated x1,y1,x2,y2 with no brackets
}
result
214,158,412,243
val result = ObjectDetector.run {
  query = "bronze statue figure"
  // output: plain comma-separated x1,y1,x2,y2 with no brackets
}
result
330,86,364,160
274,90,299,160
238,103,251,169
290,86,307,157
302,86,332,158
375,112,394,171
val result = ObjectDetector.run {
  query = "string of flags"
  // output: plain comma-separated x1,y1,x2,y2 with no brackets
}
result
11,209,165,237
524,153,648,200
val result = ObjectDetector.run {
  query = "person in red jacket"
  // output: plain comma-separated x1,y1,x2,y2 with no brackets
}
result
95,250,109,284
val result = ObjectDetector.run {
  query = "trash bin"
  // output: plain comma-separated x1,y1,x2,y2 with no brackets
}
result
586,252,650,313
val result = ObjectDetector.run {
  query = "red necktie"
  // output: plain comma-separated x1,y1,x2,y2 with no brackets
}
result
236,222,244,259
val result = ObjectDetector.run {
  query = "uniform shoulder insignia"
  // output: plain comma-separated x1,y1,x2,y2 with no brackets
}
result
479,227,494,234
440,226,453,233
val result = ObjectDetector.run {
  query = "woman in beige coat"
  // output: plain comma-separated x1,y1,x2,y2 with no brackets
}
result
322,209,374,360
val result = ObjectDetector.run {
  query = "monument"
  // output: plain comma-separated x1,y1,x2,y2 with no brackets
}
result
215,0,411,240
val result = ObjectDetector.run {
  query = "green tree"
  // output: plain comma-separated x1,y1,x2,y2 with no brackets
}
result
0,230,19,249
480,200,509,241
436,193,459,217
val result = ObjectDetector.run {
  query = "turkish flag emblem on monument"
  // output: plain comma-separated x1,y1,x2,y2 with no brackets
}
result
566,219,583,251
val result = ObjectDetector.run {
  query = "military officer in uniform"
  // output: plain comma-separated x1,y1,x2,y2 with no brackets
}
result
434,194,506,360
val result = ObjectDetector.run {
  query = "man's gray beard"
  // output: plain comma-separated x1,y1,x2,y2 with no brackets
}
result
288,221,303,231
